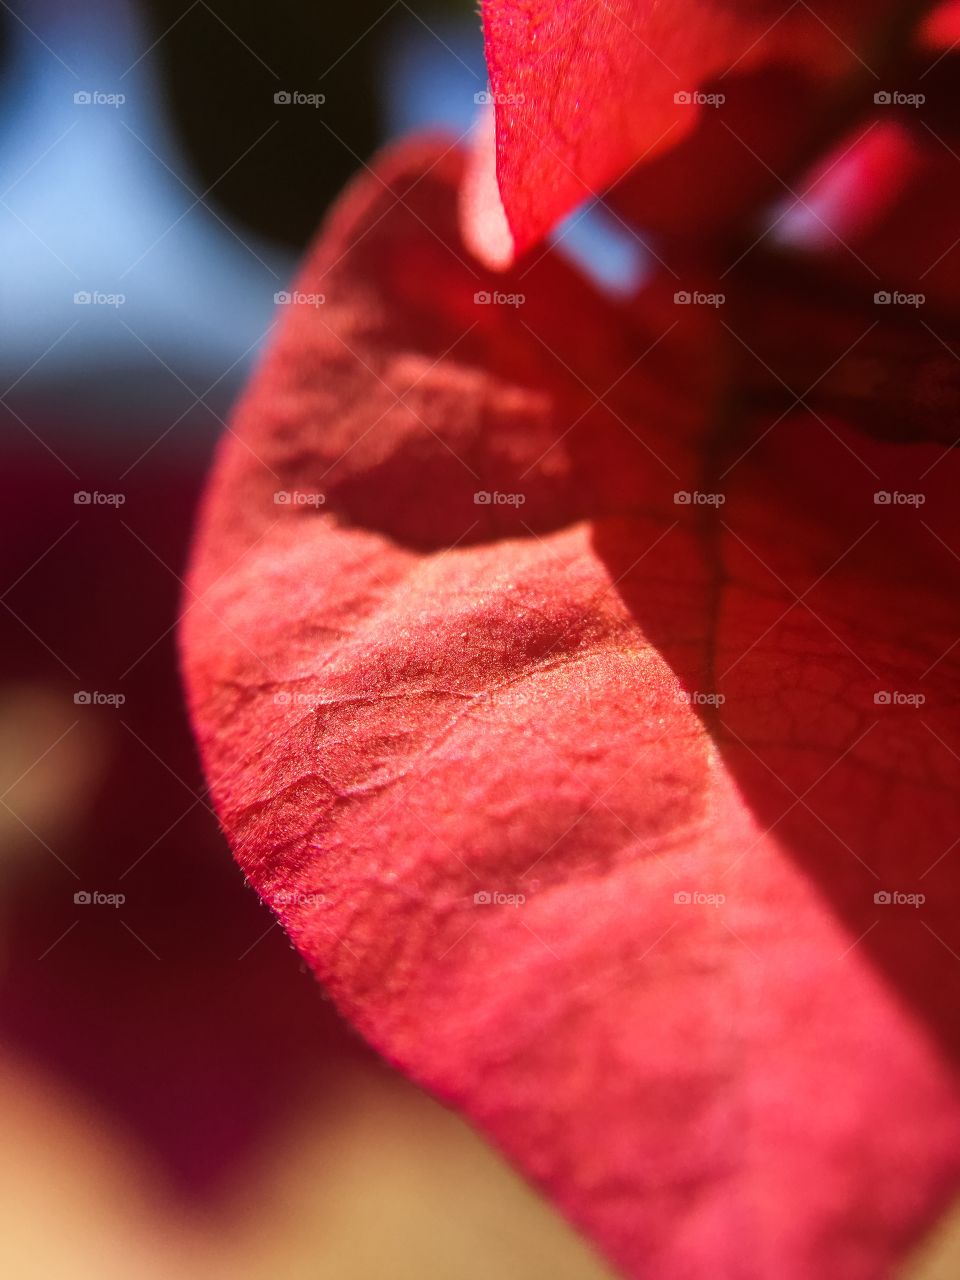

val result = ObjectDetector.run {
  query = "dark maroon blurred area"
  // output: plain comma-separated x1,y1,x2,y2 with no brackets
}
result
0,441,371,1196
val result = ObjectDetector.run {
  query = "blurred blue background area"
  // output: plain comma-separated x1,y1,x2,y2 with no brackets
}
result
0,0,290,432
0,0,646,460
0,0,482,446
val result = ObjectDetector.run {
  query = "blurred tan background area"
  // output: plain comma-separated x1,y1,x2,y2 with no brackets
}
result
0,1046,615,1280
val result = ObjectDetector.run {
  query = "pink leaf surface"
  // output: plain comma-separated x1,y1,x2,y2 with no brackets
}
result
182,139,960,1279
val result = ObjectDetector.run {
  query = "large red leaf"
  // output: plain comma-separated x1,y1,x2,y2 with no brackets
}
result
182,139,960,1278
471,0,908,263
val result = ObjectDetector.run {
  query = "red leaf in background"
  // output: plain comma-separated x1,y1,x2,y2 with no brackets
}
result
752,17,960,311
469,0,906,264
603,66,827,247
922,0,960,48
593,10,960,261
777,116,960,310
182,139,960,1279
